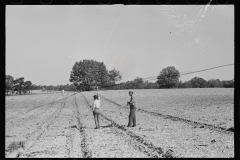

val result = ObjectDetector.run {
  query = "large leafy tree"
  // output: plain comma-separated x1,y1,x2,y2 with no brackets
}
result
22,81,32,94
177,80,184,88
190,77,208,88
207,78,223,88
70,59,109,91
157,66,180,89
97,61,109,87
108,68,122,85
13,77,25,95
222,80,234,88
5,75,14,95
183,81,192,88
31,84,38,90
132,77,144,89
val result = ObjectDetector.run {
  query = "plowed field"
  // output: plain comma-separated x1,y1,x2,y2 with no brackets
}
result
5,89,234,158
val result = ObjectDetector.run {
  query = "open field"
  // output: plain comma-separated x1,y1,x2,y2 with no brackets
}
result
5,89,234,158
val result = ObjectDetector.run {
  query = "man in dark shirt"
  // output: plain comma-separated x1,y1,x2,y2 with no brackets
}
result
127,91,136,127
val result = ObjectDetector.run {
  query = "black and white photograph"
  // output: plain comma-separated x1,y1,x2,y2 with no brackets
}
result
5,4,234,158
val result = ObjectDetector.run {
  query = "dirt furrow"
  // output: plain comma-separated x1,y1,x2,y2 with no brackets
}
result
80,93,172,158
26,92,63,112
24,92,75,113
25,92,76,113
74,94,93,158
66,94,83,158
30,92,58,108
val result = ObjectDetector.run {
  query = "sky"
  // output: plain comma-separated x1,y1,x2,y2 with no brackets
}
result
6,5,234,86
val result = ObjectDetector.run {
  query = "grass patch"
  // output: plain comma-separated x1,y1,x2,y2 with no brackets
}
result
7,141,25,153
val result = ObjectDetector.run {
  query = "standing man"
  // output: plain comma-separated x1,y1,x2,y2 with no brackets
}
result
127,91,136,127
92,86,101,129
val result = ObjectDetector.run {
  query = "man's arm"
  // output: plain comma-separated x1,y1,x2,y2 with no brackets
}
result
128,96,135,105
97,86,100,99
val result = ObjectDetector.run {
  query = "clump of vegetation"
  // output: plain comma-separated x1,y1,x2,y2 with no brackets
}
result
7,141,25,153
6,75,33,95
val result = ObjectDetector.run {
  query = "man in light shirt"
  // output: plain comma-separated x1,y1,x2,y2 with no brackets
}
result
92,87,101,129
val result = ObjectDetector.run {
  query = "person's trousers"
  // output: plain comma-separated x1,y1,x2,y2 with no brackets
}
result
93,108,100,128
127,106,136,127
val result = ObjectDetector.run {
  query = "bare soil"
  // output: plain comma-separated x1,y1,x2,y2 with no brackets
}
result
5,89,234,158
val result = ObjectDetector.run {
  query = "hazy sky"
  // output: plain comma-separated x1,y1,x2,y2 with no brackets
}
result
6,5,234,85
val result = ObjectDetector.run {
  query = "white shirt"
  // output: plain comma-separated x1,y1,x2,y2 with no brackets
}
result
93,96,100,110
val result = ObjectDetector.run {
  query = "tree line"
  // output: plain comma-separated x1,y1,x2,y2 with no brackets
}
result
69,60,234,91
5,75,77,96
6,59,233,95
103,77,234,90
